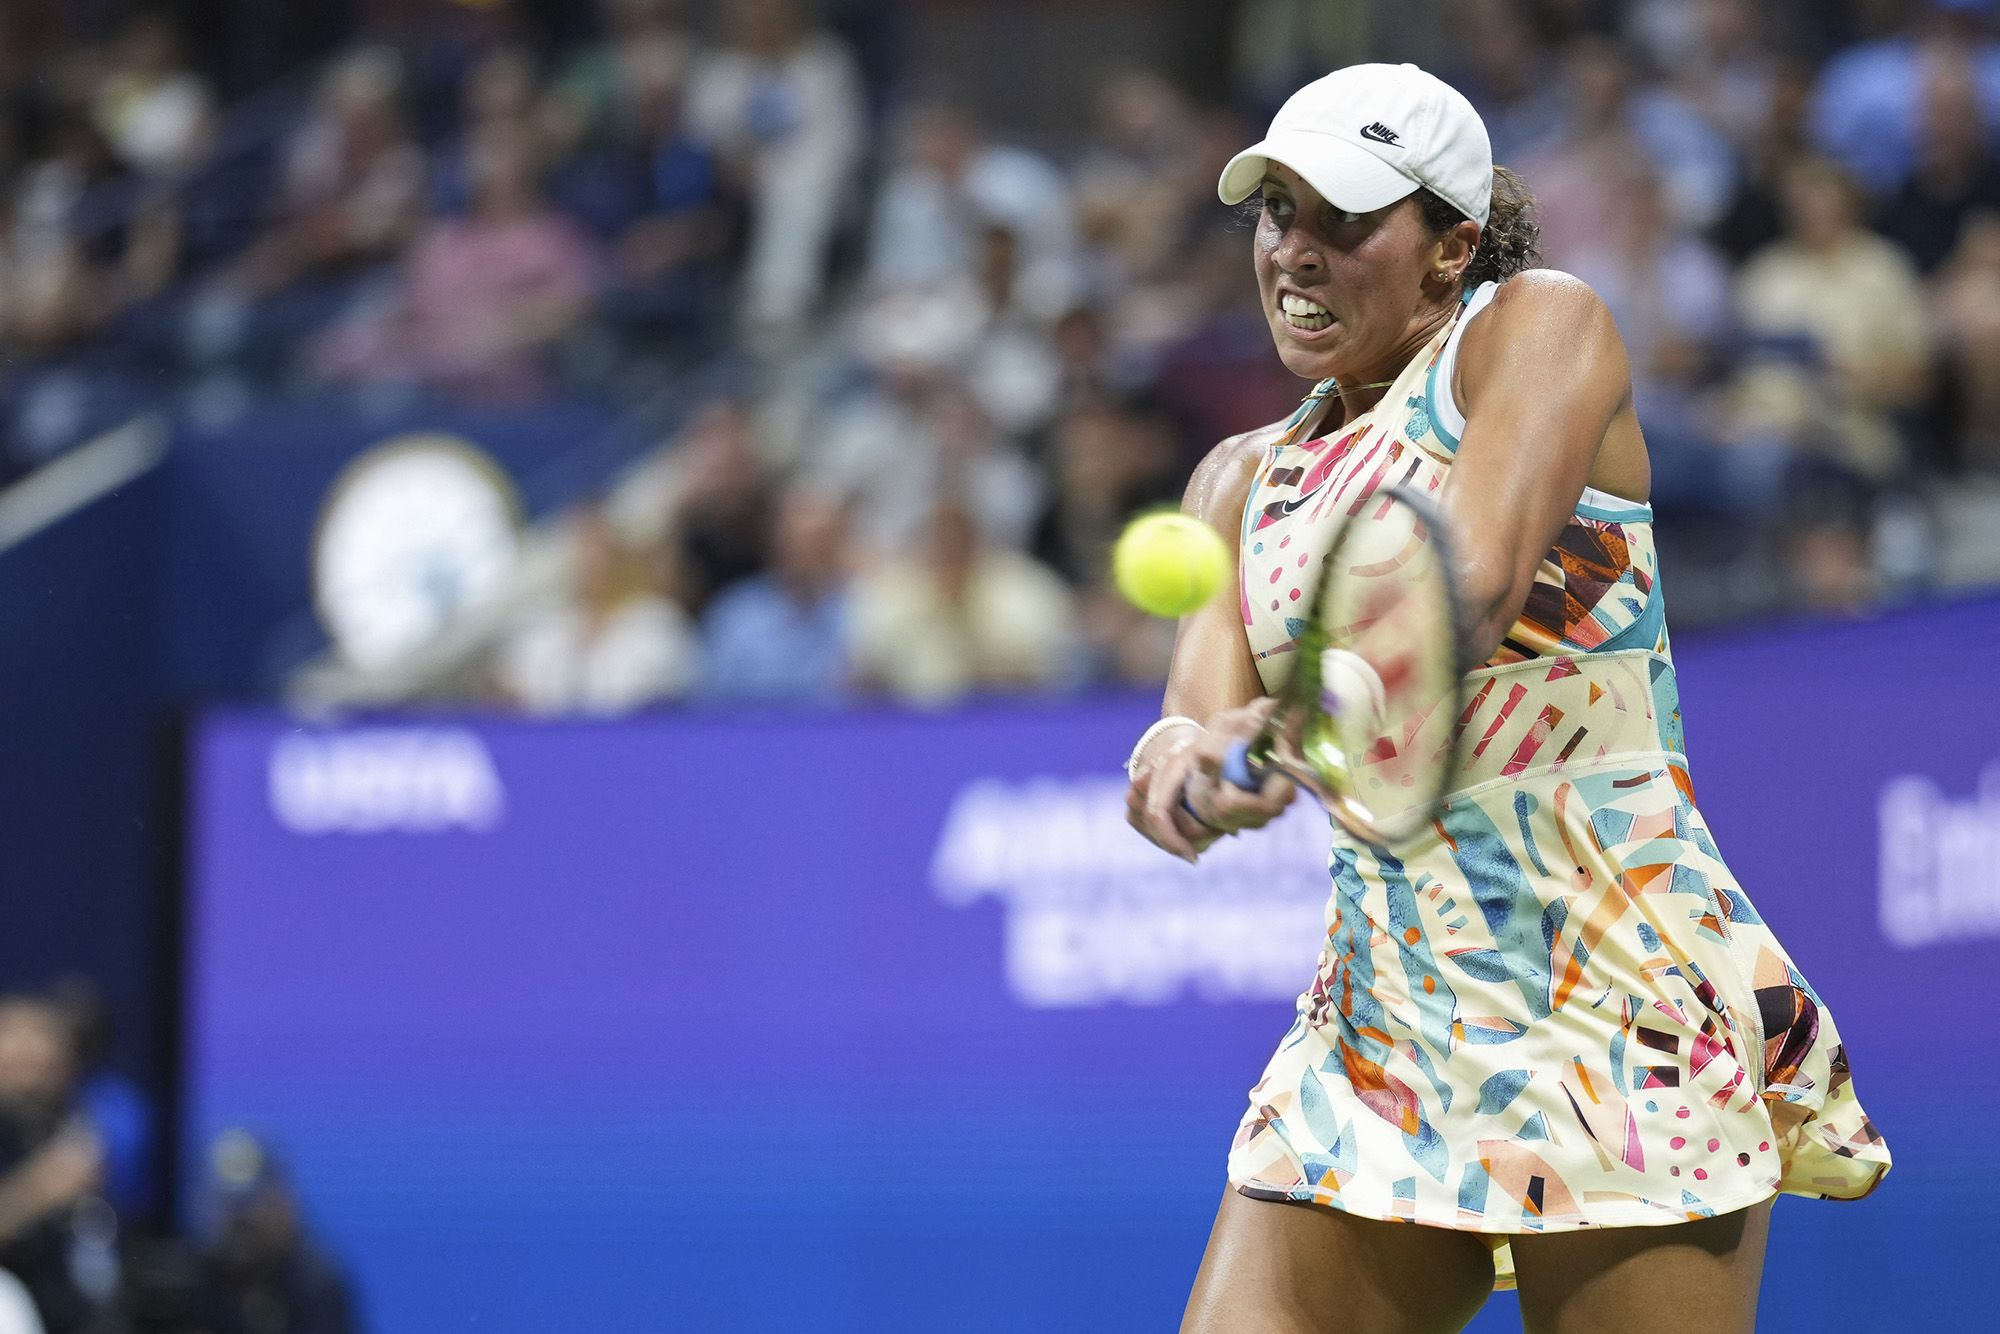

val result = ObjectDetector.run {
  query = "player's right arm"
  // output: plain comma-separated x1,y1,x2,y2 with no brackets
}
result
1126,425,1298,862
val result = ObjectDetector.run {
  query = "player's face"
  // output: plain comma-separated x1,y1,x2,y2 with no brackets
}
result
1252,163,1442,384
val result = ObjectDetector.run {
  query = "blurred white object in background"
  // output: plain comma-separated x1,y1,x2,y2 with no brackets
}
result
0,1270,45,1334
313,434,522,672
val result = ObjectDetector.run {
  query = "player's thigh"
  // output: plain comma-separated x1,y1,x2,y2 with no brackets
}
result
1508,1199,1771,1334
1181,1188,1497,1334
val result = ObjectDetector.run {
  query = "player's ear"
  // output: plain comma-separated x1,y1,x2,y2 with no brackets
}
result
1429,221,1478,283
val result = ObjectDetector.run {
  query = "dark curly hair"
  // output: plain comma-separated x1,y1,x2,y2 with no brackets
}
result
1414,165,1541,289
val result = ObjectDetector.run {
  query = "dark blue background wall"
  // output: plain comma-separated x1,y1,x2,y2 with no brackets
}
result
0,464,168,1083
0,396,637,1099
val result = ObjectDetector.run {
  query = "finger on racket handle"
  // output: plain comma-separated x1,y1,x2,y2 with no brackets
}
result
1221,737,1261,791
1177,790,1216,830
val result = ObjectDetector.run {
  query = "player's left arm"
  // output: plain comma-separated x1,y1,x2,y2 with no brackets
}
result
1442,271,1633,665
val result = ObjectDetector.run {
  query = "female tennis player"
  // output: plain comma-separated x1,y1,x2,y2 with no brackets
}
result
1123,64,1889,1333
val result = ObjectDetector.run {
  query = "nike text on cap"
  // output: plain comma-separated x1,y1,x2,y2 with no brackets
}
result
1218,63,1493,227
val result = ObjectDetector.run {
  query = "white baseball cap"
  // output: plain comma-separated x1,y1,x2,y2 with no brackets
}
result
1218,63,1493,227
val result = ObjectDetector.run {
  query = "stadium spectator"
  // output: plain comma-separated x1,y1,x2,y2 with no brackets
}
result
640,398,775,614
951,220,1065,435
1073,96,1240,353
44,979,150,1225
1810,0,2000,192
1449,0,1567,162
1736,156,1931,479
544,0,697,161
699,485,852,705
867,101,1078,320
1080,69,1201,190
2,108,139,357
1519,36,1734,267
196,1131,356,1334
1069,85,1301,458
1145,215,1301,465
811,292,1043,559
1031,395,1182,684
1708,54,1817,262
1778,466,1882,614
317,119,600,402
235,46,426,300
1045,300,1152,411
1570,164,1734,382
1880,51,2000,274
1632,0,1775,156
568,33,732,350
427,44,545,219
1231,0,1457,121
0,998,103,1334
496,504,699,714
1567,164,1780,516
1933,212,2000,473
182,46,426,384
849,498,1079,705
90,13,213,177
362,0,528,145
683,0,865,353
1031,395,1180,589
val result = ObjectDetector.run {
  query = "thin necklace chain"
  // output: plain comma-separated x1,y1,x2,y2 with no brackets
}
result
1330,301,1465,397
1313,302,1463,421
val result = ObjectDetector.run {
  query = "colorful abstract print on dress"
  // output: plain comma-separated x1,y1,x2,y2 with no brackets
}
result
1226,292,1888,1290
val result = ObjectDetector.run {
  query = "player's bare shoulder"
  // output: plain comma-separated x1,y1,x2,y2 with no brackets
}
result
1458,269,1628,401
1184,420,1284,529
1474,269,1613,338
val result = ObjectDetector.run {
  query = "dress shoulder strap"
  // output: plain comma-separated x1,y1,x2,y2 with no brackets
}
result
1423,280,1500,453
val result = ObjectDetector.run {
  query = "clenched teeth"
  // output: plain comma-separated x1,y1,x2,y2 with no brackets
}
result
1280,293,1333,331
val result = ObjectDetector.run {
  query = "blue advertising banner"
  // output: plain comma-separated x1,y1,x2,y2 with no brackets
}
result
182,599,2000,1332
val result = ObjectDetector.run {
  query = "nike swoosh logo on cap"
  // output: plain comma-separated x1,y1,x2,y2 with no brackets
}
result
1359,122,1401,146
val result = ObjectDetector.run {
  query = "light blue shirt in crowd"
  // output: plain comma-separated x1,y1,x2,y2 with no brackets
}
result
699,577,849,706
1813,36,2000,190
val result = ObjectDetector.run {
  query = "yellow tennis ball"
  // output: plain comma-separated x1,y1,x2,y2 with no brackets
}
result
1113,513,1230,618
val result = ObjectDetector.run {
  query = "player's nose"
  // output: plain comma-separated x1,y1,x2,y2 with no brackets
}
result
1272,224,1325,277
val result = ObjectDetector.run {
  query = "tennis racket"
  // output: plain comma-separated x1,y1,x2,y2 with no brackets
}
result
1222,483,1472,848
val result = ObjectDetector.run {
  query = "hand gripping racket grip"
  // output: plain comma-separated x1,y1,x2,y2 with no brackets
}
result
1177,746,1260,830
1221,738,1261,791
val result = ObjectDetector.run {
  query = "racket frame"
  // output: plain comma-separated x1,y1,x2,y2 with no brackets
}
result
1227,483,1473,848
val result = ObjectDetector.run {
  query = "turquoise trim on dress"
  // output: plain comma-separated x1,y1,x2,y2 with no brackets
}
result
1276,379,1339,447
1422,288,1478,455
1423,352,1460,453
1595,576,1668,655
1575,497,1655,523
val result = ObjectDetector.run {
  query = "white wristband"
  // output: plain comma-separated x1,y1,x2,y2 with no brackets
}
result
1126,715,1203,780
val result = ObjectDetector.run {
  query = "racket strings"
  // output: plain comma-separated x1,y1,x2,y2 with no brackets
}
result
1296,487,1468,842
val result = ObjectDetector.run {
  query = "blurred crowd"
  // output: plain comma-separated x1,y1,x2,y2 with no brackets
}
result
0,988,354,1334
7,0,2000,715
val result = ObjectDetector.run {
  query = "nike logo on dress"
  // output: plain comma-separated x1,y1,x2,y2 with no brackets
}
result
1360,122,1400,146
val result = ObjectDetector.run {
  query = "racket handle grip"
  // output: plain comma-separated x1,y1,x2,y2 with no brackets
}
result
1221,738,1261,791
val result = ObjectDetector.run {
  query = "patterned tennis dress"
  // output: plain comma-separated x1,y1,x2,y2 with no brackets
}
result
1226,282,1889,1287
